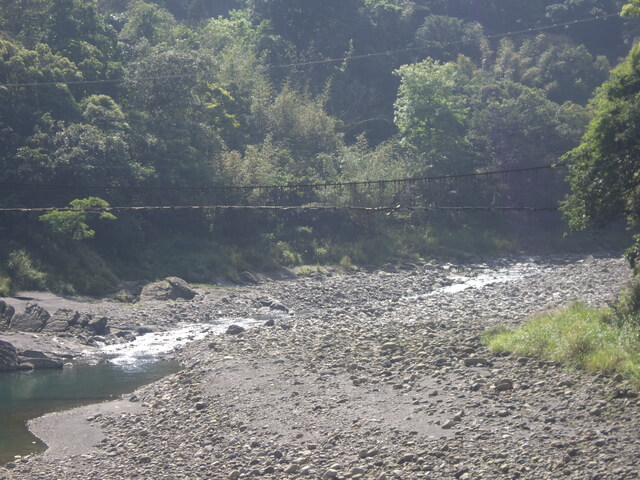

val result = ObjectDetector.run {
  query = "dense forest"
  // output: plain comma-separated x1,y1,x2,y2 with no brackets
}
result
1,0,639,294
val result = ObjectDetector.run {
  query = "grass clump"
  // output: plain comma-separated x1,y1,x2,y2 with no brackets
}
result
339,255,355,271
484,303,640,387
296,265,326,277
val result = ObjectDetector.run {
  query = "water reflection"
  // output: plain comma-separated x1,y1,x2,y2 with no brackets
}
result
0,316,276,464
0,360,179,464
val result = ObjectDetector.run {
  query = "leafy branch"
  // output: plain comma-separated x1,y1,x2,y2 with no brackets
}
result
39,197,116,240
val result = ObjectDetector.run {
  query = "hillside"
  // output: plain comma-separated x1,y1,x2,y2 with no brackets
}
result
1,0,638,293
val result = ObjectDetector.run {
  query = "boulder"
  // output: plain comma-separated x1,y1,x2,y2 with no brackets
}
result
20,350,48,358
114,330,136,342
139,277,197,302
226,324,245,335
17,349,63,370
240,271,259,285
41,309,109,336
9,303,50,332
0,339,18,371
18,356,63,370
85,316,109,335
77,313,94,328
0,300,15,330
257,298,289,313
41,308,80,333
111,281,145,303
165,277,197,299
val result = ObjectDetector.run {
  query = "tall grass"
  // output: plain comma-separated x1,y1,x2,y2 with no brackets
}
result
485,303,640,386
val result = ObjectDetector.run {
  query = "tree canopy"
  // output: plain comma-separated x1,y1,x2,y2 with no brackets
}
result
0,0,639,290
562,2,640,263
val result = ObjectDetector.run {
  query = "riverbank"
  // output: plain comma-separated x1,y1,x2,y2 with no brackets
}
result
2,254,639,479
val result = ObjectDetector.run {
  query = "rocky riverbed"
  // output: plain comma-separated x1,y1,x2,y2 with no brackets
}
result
2,254,639,480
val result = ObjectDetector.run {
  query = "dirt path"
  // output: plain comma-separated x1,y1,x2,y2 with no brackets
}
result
2,254,639,480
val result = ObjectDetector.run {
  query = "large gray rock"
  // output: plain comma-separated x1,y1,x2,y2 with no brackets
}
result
226,324,245,335
257,298,289,313
85,316,109,335
240,271,259,284
139,277,197,302
9,303,50,332
41,309,110,336
17,349,63,369
17,349,63,370
41,308,80,333
0,339,18,371
0,300,15,330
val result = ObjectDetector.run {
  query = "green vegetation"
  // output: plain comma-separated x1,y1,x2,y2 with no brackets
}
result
562,34,640,265
7,250,48,291
482,1,640,389
39,197,116,240
0,276,10,297
0,0,639,291
485,302,640,386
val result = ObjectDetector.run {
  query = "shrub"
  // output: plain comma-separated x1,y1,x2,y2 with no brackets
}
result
7,250,47,290
275,241,301,266
0,276,11,296
339,255,354,271
611,276,640,330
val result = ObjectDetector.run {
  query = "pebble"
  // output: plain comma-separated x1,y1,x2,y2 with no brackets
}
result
5,255,637,480
494,379,514,392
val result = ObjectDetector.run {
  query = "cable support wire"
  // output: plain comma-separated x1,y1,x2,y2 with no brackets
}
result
0,204,559,214
0,13,621,89
0,163,565,192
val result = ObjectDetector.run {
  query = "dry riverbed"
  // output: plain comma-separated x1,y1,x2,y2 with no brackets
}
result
2,254,639,480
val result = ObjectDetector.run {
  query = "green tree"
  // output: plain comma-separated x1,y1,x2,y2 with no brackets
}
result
0,39,83,194
623,0,640,15
159,0,241,22
197,12,278,146
81,94,128,131
0,0,121,89
0,40,82,136
415,15,488,64
393,58,471,174
545,0,634,59
224,87,343,184
39,197,116,240
469,80,589,170
244,0,363,55
120,0,177,43
492,35,610,105
562,4,640,263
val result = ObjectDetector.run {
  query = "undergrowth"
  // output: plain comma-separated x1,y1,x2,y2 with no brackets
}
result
0,210,630,295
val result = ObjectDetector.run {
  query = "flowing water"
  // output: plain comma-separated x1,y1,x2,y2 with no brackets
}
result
0,316,269,464
430,263,539,295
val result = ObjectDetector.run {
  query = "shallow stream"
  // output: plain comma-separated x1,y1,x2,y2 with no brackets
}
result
0,317,267,464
